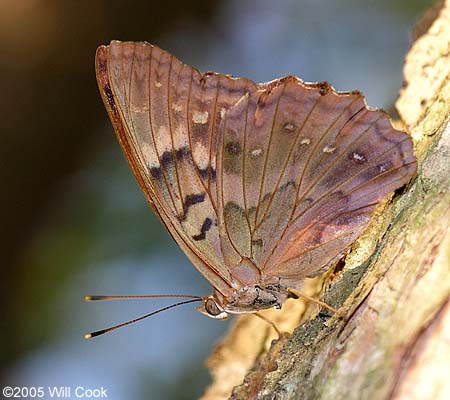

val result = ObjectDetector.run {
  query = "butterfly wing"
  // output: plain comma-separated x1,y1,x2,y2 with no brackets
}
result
95,41,257,296
97,41,417,295
217,77,416,283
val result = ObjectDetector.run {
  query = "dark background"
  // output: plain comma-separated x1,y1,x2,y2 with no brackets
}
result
1,1,431,399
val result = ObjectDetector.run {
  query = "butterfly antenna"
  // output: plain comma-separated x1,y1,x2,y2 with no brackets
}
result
84,298,202,339
85,294,202,301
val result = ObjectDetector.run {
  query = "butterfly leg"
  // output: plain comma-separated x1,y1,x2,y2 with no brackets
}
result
254,312,282,338
287,288,341,316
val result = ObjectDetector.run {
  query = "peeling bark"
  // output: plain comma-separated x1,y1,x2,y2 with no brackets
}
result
202,2,450,399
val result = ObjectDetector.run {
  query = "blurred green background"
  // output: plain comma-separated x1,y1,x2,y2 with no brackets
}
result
0,0,432,399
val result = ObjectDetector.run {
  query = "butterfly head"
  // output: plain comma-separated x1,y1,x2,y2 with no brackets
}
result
196,295,229,320
196,284,290,319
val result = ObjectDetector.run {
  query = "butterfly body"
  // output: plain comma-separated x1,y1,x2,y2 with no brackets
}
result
215,284,286,313
96,41,417,319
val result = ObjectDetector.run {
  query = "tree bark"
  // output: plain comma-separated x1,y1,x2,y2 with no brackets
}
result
201,1,450,399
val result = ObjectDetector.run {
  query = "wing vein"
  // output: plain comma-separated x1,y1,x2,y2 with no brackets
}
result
290,119,408,227
261,104,385,270
185,70,219,215
220,113,245,258
294,109,373,209
153,55,230,286
257,90,322,268
147,48,179,215
125,44,134,122
289,139,412,230
279,160,415,259
326,159,416,204
207,76,221,191
255,96,362,232
253,84,287,227
295,102,366,209
278,204,377,268
167,55,184,217
241,94,253,256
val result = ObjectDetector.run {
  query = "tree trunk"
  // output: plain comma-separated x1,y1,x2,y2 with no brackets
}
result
201,1,450,399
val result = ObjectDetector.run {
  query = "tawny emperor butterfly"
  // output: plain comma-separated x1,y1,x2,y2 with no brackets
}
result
92,41,416,330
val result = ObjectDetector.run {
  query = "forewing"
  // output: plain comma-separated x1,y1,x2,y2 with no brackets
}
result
95,41,256,295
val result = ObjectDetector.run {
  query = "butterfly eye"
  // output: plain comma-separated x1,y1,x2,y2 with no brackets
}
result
195,297,228,319
203,298,228,320
205,298,222,316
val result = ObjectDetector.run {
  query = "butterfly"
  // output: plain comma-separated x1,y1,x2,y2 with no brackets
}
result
94,40,417,323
